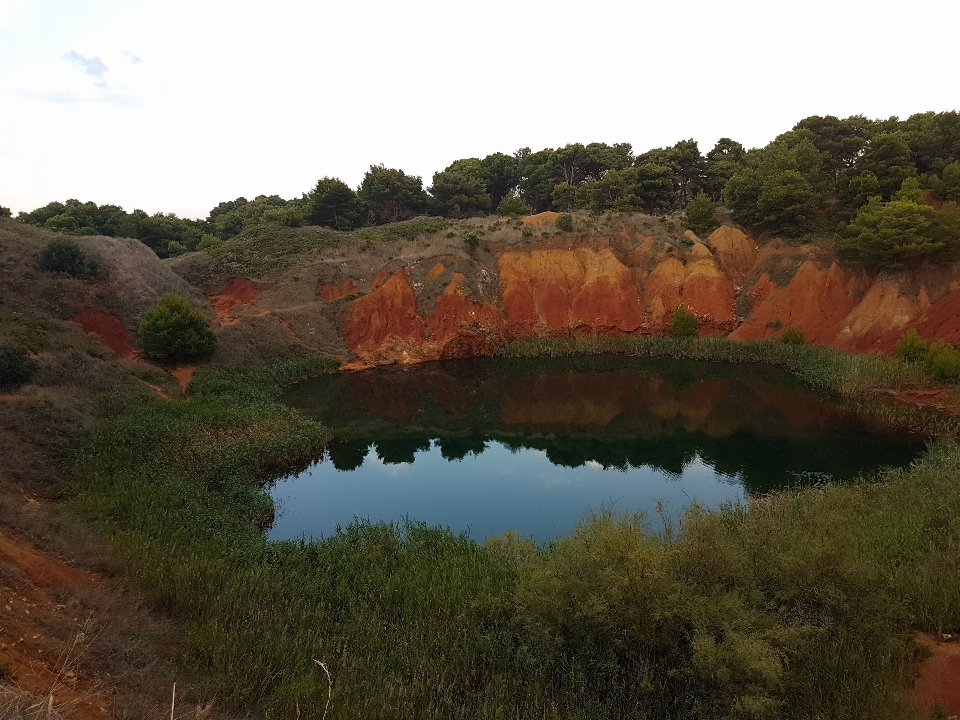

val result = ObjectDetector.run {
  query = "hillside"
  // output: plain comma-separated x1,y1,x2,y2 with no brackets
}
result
157,212,960,372
3,213,960,717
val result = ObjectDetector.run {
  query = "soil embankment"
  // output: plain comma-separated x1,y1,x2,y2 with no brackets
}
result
194,217,960,369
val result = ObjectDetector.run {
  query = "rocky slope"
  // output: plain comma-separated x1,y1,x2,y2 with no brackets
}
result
167,213,960,369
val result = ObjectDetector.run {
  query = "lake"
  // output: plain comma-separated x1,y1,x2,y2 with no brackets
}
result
270,355,924,541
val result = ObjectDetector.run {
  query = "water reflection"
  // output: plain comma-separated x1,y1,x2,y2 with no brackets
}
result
283,356,922,495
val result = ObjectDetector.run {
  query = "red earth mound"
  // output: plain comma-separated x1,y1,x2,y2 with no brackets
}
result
866,290,960,355
210,278,258,326
343,268,424,356
730,262,861,344
69,309,138,359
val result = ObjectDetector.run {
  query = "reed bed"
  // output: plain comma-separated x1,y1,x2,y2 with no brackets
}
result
65,353,960,719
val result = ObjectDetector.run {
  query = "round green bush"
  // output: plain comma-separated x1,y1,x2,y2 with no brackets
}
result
464,232,480,249
497,195,532,217
139,294,218,362
925,340,960,382
39,237,100,279
781,325,805,345
670,305,699,338
556,213,574,232
895,328,929,363
0,344,39,389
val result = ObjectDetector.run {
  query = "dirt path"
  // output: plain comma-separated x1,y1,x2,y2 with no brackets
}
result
913,632,960,717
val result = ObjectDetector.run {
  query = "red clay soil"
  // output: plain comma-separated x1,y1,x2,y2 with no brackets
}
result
730,262,862,344
865,290,960,355
343,268,424,356
427,262,445,280
170,365,196,392
69,309,138,360
521,211,561,228
209,278,258,327
912,633,960,716
319,278,359,302
426,274,505,359
0,530,111,719
498,248,645,334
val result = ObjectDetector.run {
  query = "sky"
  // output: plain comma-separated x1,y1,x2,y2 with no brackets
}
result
2,0,959,220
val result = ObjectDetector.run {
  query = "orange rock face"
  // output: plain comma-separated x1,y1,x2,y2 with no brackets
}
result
499,248,644,334
343,268,424,356
331,226,960,367
641,258,734,328
730,262,862,343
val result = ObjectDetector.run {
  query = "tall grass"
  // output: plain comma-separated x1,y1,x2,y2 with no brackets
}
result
66,353,960,718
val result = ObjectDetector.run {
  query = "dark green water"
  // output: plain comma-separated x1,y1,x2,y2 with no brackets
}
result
270,356,924,541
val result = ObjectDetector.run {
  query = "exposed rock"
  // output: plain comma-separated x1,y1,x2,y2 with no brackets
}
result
707,226,757,279
499,248,644,334
319,278,359,301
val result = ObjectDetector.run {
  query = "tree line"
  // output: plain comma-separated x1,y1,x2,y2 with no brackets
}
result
13,111,960,269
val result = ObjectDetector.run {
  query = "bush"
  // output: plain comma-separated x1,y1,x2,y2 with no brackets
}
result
781,325,805,345
683,191,720,236
38,237,100,278
556,213,573,232
197,233,223,252
0,344,38,389
497,195,531,217
670,305,699,338
463,232,480,249
895,328,929,363
139,294,218,362
925,340,960,381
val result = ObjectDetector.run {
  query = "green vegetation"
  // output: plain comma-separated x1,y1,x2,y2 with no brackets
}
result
926,340,960,381
496,194,531,217
138,294,218,362
555,212,573,232
66,350,960,718
683,191,719,236
670,305,699,337
38,237,101,278
781,325,804,345
896,329,930,363
16,110,960,266
463,231,480,248
894,330,960,382
0,343,38,389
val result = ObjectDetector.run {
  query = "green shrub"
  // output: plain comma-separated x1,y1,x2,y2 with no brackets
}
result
166,240,187,255
781,325,805,345
683,191,720,236
139,294,218,362
925,340,960,381
0,344,38,389
670,305,699,337
895,328,929,363
0,206,11,218
463,232,480,248
521,227,534,238
38,237,100,278
197,233,223,252
556,213,573,232
497,195,532,217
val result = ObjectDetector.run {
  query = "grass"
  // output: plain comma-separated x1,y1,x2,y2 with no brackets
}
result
61,344,960,719
199,217,458,278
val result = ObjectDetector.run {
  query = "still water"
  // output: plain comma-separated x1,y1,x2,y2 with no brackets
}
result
270,356,923,542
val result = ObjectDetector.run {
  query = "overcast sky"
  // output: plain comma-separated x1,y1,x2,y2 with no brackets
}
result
2,0,959,220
